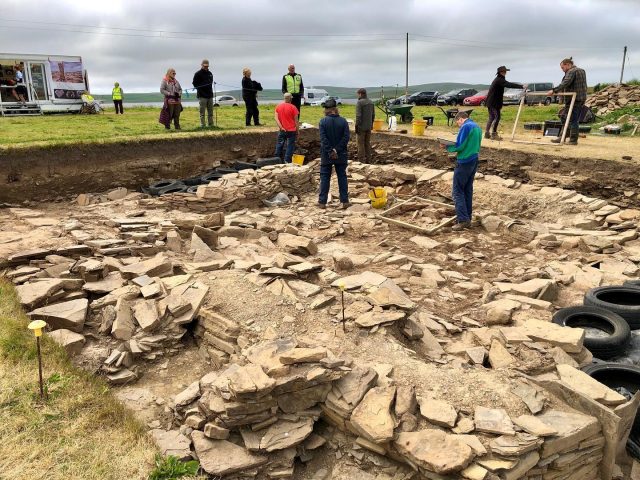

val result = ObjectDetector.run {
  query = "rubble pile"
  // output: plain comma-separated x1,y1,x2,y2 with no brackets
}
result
144,164,315,213
162,338,350,478
6,150,640,479
158,337,635,480
585,84,640,116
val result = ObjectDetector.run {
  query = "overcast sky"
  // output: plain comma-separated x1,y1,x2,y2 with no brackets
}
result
1,0,638,94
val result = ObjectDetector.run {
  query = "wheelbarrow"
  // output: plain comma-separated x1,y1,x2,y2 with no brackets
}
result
377,102,414,124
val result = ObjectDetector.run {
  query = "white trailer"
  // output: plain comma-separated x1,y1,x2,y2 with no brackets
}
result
0,53,89,116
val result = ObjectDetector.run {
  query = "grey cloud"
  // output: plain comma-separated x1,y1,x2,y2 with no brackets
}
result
1,0,637,94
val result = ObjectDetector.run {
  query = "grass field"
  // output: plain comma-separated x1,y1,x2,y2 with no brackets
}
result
0,103,563,148
0,279,157,480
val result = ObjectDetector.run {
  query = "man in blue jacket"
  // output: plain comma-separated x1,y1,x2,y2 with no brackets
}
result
445,111,482,230
318,98,350,209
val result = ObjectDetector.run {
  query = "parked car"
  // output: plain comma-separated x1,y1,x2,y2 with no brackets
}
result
463,90,489,106
503,83,557,106
303,88,329,105
436,88,478,106
502,88,525,105
524,82,556,105
386,94,410,106
311,95,343,107
408,91,439,106
213,95,240,107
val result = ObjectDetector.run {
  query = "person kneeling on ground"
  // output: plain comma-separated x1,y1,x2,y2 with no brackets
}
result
444,111,482,230
318,98,350,209
81,90,102,112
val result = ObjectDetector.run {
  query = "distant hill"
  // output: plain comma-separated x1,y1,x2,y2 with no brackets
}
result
95,82,489,102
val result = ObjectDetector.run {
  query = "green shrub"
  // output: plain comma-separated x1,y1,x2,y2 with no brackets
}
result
149,455,200,480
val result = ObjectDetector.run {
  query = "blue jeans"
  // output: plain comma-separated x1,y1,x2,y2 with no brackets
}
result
319,163,349,204
452,159,478,223
275,130,296,163
569,101,584,132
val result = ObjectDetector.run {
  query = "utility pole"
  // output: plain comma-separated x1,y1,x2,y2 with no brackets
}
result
405,33,409,98
620,46,627,84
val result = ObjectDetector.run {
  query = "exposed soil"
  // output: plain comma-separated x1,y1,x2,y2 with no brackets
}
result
3,129,640,479
1,129,639,207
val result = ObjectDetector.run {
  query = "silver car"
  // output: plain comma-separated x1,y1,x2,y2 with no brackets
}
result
213,95,240,107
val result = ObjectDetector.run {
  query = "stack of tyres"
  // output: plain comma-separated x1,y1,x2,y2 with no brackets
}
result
147,180,188,196
256,157,284,168
552,305,630,359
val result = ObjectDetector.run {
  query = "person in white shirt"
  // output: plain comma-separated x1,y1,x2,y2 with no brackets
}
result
12,65,27,103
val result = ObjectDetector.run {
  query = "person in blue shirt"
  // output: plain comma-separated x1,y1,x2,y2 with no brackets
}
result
445,111,482,230
318,98,350,209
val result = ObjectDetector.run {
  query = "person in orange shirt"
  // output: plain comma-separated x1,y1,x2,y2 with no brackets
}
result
274,92,299,163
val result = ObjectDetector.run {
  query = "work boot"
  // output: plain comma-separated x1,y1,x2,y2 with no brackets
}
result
451,221,471,231
484,131,491,140
340,202,351,210
317,203,326,209
491,132,503,141
567,128,579,145
550,137,562,143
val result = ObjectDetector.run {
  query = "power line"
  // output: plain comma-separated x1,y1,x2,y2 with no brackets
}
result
0,18,626,51
0,23,402,42
410,33,621,50
0,18,402,39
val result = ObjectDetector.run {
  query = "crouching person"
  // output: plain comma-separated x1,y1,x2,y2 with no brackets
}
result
318,99,350,209
446,111,482,230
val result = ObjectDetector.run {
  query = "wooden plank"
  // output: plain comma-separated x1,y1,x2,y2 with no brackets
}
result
511,96,525,141
379,197,412,216
510,92,575,146
376,215,434,234
426,216,457,234
549,229,616,237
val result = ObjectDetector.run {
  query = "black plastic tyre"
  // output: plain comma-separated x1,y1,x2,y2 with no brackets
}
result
233,161,258,171
200,172,222,183
148,179,180,196
215,167,238,175
186,185,199,193
552,306,630,359
582,362,640,433
578,125,592,134
584,286,640,330
183,175,204,186
256,157,284,167
624,280,640,288
544,97,552,106
157,183,187,195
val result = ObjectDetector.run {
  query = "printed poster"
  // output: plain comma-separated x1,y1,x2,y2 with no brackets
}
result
49,60,86,99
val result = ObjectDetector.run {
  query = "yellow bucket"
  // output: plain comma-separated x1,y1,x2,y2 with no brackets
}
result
412,119,427,136
292,154,305,166
369,187,387,209
372,119,385,132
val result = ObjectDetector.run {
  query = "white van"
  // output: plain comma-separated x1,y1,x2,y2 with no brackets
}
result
303,88,328,106
0,53,88,116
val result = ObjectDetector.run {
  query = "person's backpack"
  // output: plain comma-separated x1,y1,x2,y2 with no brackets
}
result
558,105,595,124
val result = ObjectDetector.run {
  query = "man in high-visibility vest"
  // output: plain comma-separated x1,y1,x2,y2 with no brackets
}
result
281,64,304,113
112,82,124,114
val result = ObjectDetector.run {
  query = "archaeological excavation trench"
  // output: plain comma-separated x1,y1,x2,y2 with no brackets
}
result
3,130,640,479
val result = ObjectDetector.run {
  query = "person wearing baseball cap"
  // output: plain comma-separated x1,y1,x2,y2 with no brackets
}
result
484,66,526,140
318,98,350,209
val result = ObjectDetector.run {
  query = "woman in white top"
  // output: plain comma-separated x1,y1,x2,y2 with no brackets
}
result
13,65,27,103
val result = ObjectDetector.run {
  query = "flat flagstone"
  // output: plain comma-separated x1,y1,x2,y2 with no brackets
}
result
28,298,88,333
